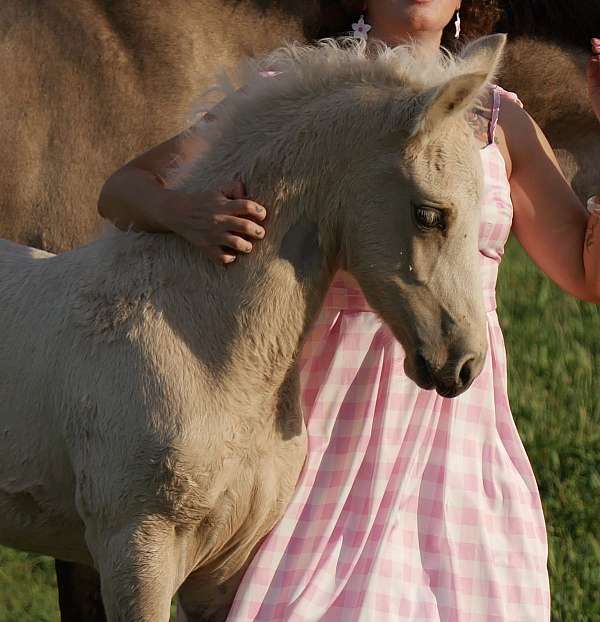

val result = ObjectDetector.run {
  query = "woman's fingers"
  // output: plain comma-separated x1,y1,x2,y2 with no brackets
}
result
225,198,267,221
220,251,237,264
221,233,253,254
181,185,268,260
204,246,237,265
220,180,247,200
219,215,265,239
588,38,600,122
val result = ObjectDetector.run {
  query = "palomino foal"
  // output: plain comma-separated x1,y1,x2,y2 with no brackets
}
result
0,35,504,621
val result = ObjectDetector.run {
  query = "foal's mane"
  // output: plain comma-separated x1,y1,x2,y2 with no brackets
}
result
184,38,480,157
167,37,498,259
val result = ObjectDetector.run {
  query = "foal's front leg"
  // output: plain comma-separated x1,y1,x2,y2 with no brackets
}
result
87,519,184,622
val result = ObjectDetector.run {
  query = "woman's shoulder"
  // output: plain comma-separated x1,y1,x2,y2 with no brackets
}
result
495,84,533,134
493,84,524,109
468,84,517,148
495,84,548,179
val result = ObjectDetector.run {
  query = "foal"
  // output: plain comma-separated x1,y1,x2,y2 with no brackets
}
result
0,35,504,621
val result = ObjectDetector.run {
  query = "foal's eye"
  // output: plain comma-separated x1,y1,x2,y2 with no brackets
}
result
414,206,444,231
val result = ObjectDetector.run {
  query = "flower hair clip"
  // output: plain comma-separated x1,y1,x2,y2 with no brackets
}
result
352,15,372,40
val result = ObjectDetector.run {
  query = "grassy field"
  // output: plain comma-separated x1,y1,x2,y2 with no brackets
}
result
0,238,598,621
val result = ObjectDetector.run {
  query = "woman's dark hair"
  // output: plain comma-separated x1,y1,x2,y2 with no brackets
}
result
442,1,503,50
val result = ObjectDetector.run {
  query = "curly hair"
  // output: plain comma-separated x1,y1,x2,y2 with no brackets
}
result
315,1,503,48
442,1,503,49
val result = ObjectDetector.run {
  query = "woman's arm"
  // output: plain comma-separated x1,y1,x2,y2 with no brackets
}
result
501,99,599,303
98,116,267,265
500,41,600,303
99,130,204,232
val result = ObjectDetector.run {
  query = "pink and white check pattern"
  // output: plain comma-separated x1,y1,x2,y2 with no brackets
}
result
227,87,550,621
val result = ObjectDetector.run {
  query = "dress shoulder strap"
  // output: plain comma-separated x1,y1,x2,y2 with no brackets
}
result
487,85,524,145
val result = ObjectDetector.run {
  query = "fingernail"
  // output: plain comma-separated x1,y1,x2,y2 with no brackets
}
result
245,245,252,253
256,205,264,213
256,228,264,237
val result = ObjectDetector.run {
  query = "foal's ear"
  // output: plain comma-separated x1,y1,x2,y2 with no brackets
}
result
411,34,506,137
459,33,507,78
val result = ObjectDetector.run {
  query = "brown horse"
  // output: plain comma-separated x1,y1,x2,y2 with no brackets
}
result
499,39,600,201
471,0,600,199
1,2,598,620
0,0,322,253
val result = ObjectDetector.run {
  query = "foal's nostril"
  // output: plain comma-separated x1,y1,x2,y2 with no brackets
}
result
412,351,436,390
415,352,431,378
457,356,476,387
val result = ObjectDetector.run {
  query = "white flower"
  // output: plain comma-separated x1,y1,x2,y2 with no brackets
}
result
352,15,371,40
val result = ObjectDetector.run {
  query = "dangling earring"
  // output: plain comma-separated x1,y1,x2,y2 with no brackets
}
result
352,14,372,40
454,10,461,39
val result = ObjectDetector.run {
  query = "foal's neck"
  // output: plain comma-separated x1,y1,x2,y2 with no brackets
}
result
158,196,335,395
171,98,342,386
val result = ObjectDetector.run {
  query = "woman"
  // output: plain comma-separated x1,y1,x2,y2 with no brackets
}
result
98,1,600,619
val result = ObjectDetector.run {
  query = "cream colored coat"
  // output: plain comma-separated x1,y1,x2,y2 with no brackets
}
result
0,36,504,621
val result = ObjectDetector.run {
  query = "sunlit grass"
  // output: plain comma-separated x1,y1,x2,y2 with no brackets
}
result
0,549,58,622
497,238,600,620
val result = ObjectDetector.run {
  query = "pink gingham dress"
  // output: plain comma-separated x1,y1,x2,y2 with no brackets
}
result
227,86,550,621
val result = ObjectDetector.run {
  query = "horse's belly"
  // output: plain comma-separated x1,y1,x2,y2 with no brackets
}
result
0,483,90,564
0,401,81,553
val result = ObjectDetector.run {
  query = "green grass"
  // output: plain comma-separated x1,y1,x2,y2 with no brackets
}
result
497,238,600,620
1,238,599,620
0,549,58,622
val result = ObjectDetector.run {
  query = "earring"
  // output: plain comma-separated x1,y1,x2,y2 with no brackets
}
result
352,15,372,40
454,10,461,39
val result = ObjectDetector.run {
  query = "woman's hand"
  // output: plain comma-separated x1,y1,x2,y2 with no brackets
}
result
589,38,600,123
162,180,267,265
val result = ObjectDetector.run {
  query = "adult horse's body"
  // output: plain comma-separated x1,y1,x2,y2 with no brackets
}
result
499,38,600,200
0,36,505,621
0,0,319,252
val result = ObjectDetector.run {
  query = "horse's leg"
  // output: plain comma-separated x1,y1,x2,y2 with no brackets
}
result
176,562,251,622
176,534,272,622
87,520,181,622
55,559,106,622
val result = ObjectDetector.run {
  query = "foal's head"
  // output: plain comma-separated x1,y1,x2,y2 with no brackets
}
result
268,35,504,396
327,35,505,396
186,34,506,397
